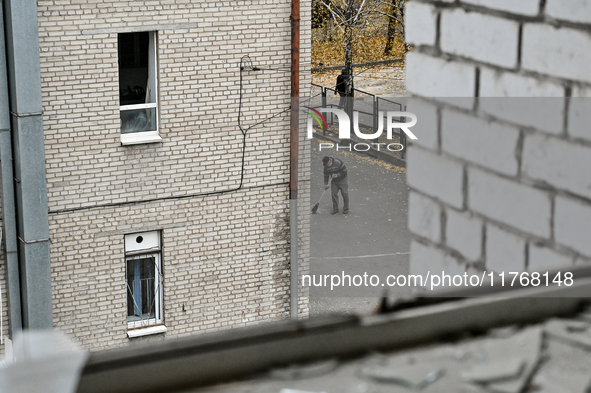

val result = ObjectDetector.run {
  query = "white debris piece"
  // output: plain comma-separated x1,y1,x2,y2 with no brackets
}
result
0,330,88,393
361,364,445,389
280,390,327,393
545,318,591,349
530,334,591,393
531,371,589,393
270,359,339,380
454,326,543,393
461,357,525,383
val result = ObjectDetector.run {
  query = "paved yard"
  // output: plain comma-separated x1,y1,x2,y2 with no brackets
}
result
308,65,411,316
309,137,411,316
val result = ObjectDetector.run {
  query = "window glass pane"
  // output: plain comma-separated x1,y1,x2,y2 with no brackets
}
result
120,107,157,133
118,32,150,106
126,255,158,323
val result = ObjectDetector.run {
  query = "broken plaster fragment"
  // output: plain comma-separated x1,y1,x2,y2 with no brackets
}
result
346,382,376,393
269,359,339,380
478,326,543,393
545,319,591,350
531,371,589,393
361,365,445,390
461,357,525,383
280,390,327,393
488,326,519,339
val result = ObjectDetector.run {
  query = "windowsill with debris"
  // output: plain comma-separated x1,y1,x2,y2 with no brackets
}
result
187,311,591,393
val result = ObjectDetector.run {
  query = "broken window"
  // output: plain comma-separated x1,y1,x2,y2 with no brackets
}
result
118,31,160,144
125,231,164,330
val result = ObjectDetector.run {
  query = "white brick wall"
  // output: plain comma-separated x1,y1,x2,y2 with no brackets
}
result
528,245,574,272
479,68,565,97
485,224,526,273
405,2,438,47
408,191,441,243
409,240,464,277
440,9,519,68
522,24,591,84
445,209,483,262
546,0,591,24
522,133,591,200
408,100,439,151
479,68,565,134
406,0,591,280
406,52,476,98
568,99,591,142
468,168,552,239
407,147,464,209
572,86,591,97
555,196,591,258
461,0,540,17
479,97,564,135
441,109,520,176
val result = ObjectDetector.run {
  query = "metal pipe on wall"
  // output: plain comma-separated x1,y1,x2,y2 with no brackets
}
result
3,0,53,329
0,0,22,335
289,0,300,320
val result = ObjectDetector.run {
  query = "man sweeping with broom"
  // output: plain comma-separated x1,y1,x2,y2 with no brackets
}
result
322,156,349,215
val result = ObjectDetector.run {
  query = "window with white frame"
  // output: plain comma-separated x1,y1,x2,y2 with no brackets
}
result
125,231,164,330
118,31,161,145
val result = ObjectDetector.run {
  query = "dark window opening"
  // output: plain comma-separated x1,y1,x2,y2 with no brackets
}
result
118,32,150,106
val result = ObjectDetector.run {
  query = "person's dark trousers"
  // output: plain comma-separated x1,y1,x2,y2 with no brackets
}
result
331,179,349,213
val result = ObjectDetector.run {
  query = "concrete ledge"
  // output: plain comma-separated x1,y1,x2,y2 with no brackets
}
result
127,325,167,338
121,131,163,146
77,276,591,393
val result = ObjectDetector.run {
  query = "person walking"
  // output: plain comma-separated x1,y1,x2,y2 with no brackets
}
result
323,156,349,214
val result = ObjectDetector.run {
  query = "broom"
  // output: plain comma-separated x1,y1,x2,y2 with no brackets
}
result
311,179,331,214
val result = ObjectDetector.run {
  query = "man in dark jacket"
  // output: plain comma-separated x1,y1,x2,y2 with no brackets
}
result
323,156,349,214
334,68,353,109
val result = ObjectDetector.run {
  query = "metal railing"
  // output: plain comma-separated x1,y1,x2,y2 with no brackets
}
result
310,83,407,159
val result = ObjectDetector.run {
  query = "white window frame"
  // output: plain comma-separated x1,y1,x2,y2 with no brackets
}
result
125,231,165,334
119,31,162,145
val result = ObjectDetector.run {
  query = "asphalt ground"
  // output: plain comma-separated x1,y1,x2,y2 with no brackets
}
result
308,137,412,316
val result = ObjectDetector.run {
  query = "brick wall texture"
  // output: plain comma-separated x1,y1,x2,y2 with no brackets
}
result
405,1,591,279
0,0,311,352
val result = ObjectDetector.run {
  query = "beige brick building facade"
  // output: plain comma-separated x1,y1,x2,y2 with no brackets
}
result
0,0,311,352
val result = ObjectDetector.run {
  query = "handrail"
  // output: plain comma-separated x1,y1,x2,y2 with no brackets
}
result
377,96,403,108
352,87,375,97
307,83,406,156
